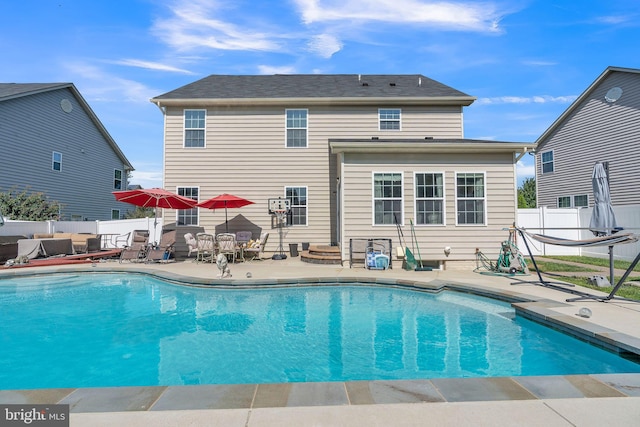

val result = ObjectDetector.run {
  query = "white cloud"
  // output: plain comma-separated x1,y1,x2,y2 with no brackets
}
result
128,168,163,189
257,65,298,74
111,59,196,75
477,95,577,105
522,60,557,66
517,159,535,184
307,33,343,58
153,0,283,52
293,0,504,31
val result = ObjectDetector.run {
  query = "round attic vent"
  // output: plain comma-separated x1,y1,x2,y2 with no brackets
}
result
604,87,622,103
60,98,73,113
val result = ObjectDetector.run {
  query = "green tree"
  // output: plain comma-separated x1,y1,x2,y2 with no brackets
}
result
0,188,62,221
518,178,536,208
123,206,155,219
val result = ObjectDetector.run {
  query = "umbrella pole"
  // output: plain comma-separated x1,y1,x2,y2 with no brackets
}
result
609,245,614,286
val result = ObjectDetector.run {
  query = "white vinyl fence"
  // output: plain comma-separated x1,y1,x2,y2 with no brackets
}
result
516,205,640,262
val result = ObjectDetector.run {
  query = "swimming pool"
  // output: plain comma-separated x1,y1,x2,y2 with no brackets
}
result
1,272,639,390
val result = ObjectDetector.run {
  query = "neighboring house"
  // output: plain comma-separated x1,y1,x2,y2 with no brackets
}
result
0,83,133,220
151,74,533,265
535,66,640,209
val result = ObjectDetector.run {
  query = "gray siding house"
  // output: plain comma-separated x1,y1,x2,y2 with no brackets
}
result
0,83,133,220
152,74,533,266
535,66,640,208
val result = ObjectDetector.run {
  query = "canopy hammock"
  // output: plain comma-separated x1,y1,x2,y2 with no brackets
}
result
512,227,640,303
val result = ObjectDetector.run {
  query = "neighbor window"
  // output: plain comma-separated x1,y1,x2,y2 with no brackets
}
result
177,187,199,225
379,109,401,130
114,169,123,190
286,109,308,147
456,172,486,225
373,173,403,225
184,109,205,148
415,172,444,225
52,151,62,171
558,195,588,208
541,150,554,174
111,209,120,220
285,186,307,226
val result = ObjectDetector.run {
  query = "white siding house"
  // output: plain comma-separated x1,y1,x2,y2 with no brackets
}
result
152,74,533,266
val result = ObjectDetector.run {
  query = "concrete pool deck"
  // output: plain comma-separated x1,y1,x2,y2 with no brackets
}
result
2,256,640,426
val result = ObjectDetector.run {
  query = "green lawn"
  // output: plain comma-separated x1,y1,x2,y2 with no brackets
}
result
543,255,640,272
525,258,599,273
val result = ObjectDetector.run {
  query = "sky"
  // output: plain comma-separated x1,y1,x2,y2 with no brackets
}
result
2,0,639,188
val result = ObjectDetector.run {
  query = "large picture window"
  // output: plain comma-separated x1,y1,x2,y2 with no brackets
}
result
184,110,205,148
286,109,308,148
177,187,199,225
379,109,401,130
285,186,307,226
373,173,403,225
415,172,444,225
456,172,485,225
541,150,554,174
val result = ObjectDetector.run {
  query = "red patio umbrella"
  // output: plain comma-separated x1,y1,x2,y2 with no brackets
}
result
113,188,198,239
196,193,255,233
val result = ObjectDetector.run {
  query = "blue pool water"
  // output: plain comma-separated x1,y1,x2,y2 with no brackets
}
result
1,273,639,390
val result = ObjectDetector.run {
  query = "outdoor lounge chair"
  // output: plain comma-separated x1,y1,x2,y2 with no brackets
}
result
145,230,177,263
195,233,215,263
245,233,269,261
119,230,149,263
216,233,237,263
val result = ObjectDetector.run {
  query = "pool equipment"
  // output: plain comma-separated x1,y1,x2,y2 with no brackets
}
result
410,219,432,271
475,229,529,276
394,214,416,271
366,242,390,270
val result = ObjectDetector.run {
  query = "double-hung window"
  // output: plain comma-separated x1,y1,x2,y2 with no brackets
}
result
541,150,554,174
184,110,205,148
286,109,308,148
114,169,123,190
111,209,120,220
558,195,588,208
177,187,199,225
415,172,444,225
52,151,62,171
379,109,401,130
285,186,307,226
373,173,403,225
456,172,486,225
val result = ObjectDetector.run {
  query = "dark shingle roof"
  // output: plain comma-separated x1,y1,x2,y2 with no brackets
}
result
152,74,472,101
0,83,71,101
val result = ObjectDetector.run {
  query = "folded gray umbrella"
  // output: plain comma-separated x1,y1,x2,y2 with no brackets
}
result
589,162,617,237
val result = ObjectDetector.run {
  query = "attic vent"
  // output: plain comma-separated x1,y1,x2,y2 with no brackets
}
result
418,77,422,87
372,137,379,140
425,136,433,140
389,82,396,86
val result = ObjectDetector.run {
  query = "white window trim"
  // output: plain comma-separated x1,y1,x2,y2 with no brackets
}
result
52,151,62,171
540,150,554,174
285,108,309,148
176,185,200,226
372,171,404,226
284,185,308,227
114,168,123,190
183,109,206,148
455,171,487,226
413,171,446,227
378,108,402,131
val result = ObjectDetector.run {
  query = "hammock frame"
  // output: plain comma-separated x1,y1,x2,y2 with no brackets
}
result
511,227,640,303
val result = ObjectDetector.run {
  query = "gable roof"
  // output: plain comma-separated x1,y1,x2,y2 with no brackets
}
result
535,66,640,151
0,82,133,170
151,74,476,107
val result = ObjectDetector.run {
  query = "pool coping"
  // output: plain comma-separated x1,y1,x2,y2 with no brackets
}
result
2,266,640,414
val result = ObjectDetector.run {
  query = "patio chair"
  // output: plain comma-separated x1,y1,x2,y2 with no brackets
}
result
184,233,197,257
145,230,177,263
119,230,149,263
114,232,131,249
196,233,215,263
216,233,237,263
235,230,252,245
245,233,269,261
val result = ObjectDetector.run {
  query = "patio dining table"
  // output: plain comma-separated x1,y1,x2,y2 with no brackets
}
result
17,238,75,260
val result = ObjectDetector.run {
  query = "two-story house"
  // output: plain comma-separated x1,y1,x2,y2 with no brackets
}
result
535,66,640,209
0,83,134,220
152,74,533,266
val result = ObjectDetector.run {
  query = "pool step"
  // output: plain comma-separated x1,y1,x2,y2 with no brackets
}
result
301,245,342,265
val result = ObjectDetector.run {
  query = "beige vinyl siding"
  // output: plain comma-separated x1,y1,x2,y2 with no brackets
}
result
340,152,517,261
163,104,465,245
537,71,640,207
